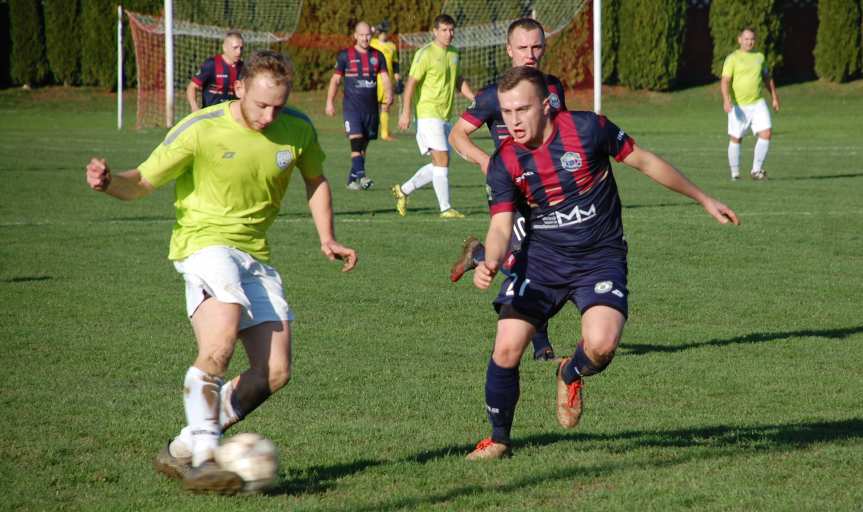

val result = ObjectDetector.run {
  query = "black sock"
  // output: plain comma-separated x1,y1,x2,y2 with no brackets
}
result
531,323,552,354
562,340,611,383
485,358,520,445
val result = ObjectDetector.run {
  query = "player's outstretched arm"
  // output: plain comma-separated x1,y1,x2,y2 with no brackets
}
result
85,157,154,201
449,118,490,173
304,174,358,272
622,145,740,225
475,211,514,290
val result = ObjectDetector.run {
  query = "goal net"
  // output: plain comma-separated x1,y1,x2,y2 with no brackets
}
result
127,1,303,129
398,0,589,118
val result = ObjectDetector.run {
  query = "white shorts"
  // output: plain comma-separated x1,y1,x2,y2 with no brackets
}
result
173,246,294,331
727,98,771,138
415,118,451,155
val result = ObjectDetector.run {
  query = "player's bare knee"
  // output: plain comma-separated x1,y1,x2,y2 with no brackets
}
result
492,346,522,368
729,136,742,144
196,346,234,375
758,130,772,140
583,332,619,362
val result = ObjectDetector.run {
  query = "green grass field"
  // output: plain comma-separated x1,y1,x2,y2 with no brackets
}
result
1,80,862,511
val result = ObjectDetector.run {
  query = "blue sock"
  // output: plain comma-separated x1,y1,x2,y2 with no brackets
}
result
485,358,520,445
531,324,552,353
348,155,365,182
562,340,610,383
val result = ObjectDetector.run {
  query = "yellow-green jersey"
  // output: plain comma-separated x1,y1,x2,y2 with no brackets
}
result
409,41,461,120
370,38,397,76
371,37,398,103
721,50,767,106
138,101,325,263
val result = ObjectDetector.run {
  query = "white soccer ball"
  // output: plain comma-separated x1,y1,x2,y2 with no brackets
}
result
214,433,279,492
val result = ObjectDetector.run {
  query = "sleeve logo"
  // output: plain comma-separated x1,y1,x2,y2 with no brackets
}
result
276,149,294,170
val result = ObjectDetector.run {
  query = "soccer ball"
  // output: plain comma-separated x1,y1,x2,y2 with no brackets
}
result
214,433,279,492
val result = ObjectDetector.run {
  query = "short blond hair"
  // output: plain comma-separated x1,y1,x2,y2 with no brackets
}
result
242,50,293,87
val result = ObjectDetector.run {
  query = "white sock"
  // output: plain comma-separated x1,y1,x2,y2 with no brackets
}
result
728,141,740,177
431,166,451,212
219,378,240,431
169,426,194,459
753,138,769,173
183,366,222,466
401,163,433,195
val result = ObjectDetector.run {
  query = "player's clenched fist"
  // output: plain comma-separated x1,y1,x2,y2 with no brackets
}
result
473,260,498,290
86,157,112,191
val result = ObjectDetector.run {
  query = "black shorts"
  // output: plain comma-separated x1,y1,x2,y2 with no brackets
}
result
493,253,628,328
344,110,379,140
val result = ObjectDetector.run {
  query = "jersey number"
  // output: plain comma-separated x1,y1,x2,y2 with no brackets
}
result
505,273,531,297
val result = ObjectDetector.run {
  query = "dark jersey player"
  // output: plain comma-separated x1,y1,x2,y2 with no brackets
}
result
466,66,740,461
326,21,392,191
449,17,564,362
186,31,244,112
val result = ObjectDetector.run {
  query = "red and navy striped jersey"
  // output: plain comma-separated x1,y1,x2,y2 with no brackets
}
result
191,55,243,107
461,74,567,147
487,111,635,250
334,47,388,113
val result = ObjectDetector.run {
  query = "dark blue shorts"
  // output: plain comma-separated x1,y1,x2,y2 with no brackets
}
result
344,110,379,140
493,251,628,326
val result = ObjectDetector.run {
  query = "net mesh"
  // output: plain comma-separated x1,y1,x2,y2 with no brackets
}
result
398,0,589,117
127,1,302,128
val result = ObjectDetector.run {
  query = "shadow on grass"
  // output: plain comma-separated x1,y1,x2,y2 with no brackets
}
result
1,275,52,283
269,418,862,502
620,324,863,356
341,418,863,510
773,172,863,181
266,458,383,496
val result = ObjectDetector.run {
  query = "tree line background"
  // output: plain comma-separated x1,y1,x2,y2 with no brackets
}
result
2,0,861,92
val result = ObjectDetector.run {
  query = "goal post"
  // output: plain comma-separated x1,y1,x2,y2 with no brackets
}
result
126,0,303,129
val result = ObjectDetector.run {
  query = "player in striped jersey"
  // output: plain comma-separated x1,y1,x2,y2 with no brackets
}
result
466,66,739,460
326,21,393,191
186,31,244,112
86,51,358,490
449,17,565,362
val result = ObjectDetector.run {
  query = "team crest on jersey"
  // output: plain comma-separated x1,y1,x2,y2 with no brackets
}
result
561,151,582,172
548,93,561,110
370,57,378,66
276,150,294,170
594,281,613,294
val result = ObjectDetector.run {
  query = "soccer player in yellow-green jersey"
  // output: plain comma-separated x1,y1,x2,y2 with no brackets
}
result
85,50,357,494
370,21,400,140
393,14,474,219
721,27,780,181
